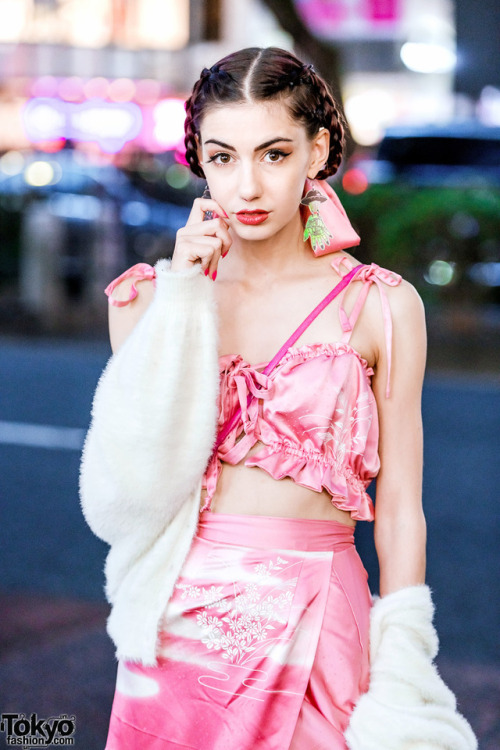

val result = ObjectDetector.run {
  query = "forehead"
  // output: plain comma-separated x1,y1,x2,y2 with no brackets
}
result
199,100,307,146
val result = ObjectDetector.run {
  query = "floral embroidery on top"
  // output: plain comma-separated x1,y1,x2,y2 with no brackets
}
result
298,388,373,470
175,556,300,664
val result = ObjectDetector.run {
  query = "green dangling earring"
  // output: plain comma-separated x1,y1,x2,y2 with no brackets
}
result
301,187,334,254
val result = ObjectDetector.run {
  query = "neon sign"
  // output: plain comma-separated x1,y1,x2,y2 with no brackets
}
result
23,98,143,153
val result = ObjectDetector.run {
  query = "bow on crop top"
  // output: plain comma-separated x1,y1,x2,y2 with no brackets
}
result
105,258,402,522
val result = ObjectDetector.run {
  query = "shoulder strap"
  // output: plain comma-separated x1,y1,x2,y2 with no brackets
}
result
261,263,363,378
214,264,364,452
332,258,403,398
105,263,156,307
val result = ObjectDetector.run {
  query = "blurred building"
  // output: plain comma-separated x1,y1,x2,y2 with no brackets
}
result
0,0,463,155
0,0,288,329
0,0,288,154
296,0,458,145
1,0,499,156
1,0,499,331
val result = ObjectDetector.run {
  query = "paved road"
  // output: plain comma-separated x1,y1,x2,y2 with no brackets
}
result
0,335,499,747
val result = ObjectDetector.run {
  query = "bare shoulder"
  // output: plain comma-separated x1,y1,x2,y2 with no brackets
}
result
358,270,424,326
108,275,155,353
379,277,427,396
387,277,426,326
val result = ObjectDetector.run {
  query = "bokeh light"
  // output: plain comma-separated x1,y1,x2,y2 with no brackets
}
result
345,89,396,146
166,164,190,190
449,212,480,239
424,260,456,286
58,77,85,102
24,160,61,187
83,78,110,100
0,150,25,176
342,168,369,195
468,262,500,287
400,42,456,74
108,79,137,103
135,79,162,105
121,201,151,226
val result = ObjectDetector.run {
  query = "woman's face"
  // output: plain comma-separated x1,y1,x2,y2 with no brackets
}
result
198,100,329,243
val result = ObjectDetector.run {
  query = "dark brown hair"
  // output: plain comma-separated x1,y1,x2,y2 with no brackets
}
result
184,47,345,181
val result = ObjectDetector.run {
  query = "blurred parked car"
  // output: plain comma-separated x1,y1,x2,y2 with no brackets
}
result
337,122,500,305
357,123,500,187
0,148,192,325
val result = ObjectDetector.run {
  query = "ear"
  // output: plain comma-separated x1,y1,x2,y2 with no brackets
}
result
307,127,330,179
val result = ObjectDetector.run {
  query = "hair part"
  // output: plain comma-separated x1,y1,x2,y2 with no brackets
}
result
184,47,345,181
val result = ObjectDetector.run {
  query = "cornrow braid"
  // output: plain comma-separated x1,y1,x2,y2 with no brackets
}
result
184,79,206,178
184,63,239,179
270,60,345,179
183,47,346,180
304,69,346,180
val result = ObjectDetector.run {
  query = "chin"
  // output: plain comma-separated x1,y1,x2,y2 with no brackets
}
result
233,224,274,241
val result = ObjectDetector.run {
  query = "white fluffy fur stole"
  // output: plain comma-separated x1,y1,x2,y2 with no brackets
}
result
79,259,220,665
344,584,477,749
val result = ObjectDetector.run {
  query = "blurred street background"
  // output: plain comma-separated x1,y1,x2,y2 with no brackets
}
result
0,0,499,748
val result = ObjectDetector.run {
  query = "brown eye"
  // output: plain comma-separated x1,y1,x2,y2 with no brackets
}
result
207,152,233,165
264,149,289,163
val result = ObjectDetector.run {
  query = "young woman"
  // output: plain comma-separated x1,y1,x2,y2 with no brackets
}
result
80,47,476,750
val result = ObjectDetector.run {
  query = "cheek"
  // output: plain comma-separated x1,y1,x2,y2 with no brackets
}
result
205,172,231,201
279,174,306,212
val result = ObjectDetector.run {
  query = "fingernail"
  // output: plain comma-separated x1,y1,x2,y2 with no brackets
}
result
222,250,228,258
212,270,217,281
204,268,210,276
213,212,219,219
222,209,229,218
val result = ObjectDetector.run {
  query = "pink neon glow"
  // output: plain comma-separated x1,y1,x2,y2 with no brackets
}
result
83,77,110,100
58,77,84,102
31,76,58,98
108,78,137,103
23,97,143,153
153,99,186,149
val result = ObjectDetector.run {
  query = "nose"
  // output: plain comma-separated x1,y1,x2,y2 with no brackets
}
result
238,160,262,202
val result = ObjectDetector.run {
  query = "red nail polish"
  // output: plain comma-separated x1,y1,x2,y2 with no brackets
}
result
204,268,209,276
222,209,229,218
212,270,217,281
222,250,228,258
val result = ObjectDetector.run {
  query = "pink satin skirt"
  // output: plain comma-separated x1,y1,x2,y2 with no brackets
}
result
105,511,371,750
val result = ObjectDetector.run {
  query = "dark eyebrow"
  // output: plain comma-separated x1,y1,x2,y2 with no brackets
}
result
257,137,294,150
203,137,294,151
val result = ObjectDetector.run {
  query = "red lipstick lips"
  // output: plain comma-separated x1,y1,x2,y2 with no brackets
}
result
236,210,269,225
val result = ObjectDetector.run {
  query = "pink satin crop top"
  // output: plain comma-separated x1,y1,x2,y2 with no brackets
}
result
105,258,402,522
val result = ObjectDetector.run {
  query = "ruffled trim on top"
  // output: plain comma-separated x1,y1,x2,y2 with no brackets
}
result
244,440,375,522
202,342,378,518
277,340,374,379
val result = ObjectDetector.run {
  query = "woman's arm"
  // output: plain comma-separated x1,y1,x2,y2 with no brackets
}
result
79,259,220,545
347,283,477,749
107,193,231,353
371,280,427,597
108,275,156,353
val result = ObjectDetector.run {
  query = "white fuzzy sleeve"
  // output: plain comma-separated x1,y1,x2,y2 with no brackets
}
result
79,259,220,547
345,585,477,750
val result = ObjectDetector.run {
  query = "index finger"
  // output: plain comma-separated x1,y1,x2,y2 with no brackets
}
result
188,197,228,224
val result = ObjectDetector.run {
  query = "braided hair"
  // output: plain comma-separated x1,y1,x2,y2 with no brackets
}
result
184,47,346,181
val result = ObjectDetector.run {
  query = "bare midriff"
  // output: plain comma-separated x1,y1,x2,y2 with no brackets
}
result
199,440,357,527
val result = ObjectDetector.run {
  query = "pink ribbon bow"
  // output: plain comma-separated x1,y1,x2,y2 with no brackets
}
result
331,258,402,398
